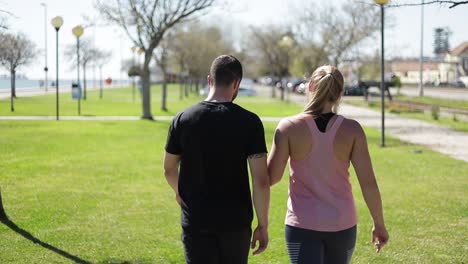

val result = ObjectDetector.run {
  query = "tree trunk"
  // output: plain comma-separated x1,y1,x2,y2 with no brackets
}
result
10,70,15,112
161,75,168,112
179,76,183,100
141,52,153,120
99,66,103,99
189,77,193,93
270,69,276,98
83,64,87,100
184,77,189,97
195,78,199,93
280,78,285,101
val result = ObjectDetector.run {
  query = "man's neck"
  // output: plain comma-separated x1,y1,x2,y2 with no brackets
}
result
205,91,232,103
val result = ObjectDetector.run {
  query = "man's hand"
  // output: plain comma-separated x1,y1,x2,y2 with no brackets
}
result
251,225,268,255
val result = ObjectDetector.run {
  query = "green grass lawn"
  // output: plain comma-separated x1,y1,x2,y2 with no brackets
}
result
346,99,468,132
0,85,302,117
0,118,467,263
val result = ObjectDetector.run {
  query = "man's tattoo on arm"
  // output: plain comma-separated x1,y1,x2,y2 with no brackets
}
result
248,153,267,159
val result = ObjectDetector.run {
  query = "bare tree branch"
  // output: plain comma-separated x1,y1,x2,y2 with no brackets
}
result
386,0,468,8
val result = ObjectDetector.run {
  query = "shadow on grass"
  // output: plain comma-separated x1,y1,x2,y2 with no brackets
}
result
96,260,153,264
0,188,91,264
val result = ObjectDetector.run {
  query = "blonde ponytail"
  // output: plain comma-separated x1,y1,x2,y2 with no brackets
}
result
304,65,344,117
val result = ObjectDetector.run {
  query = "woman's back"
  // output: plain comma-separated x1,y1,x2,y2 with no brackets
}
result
284,113,360,232
267,65,388,263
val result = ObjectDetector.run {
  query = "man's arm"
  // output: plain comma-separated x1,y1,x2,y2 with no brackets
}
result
164,152,181,204
248,154,270,255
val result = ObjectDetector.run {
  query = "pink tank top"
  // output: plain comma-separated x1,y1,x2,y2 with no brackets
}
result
285,114,357,232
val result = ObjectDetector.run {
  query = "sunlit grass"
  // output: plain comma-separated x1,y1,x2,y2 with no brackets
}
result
0,84,302,117
0,116,466,263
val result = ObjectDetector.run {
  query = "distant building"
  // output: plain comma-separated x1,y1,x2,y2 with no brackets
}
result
444,41,468,79
390,41,468,85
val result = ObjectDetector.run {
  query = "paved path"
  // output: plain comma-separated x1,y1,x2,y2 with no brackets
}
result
339,104,468,162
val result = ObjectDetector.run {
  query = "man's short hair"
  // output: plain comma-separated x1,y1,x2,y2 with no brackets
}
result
210,55,243,88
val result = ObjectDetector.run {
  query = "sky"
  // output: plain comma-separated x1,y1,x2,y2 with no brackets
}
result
1,0,467,80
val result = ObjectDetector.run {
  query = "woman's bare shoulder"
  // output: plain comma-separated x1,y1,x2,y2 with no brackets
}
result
340,116,365,136
277,114,308,131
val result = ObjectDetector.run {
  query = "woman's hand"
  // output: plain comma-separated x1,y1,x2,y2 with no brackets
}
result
372,224,389,253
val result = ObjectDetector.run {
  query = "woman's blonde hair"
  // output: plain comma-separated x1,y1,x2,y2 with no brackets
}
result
304,65,344,117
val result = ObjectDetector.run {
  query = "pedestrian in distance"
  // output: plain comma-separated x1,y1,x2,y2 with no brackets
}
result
164,55,270,264
267,65,389,264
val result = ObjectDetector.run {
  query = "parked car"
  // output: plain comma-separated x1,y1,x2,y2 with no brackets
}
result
238,87,257,96
344,85,365,96
292,81,308,94
452,79,466,88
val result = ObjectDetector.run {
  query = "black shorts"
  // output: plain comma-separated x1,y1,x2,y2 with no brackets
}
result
285,225,357,264
181,227,252,264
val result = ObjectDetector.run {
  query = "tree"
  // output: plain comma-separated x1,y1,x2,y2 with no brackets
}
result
95,0,215,120
249,26,296,99
0,32,37,111
94,49,112,99
294,2,380,69
64,38,98,100
169,28,190,99
170,22,234,95
154,37,171,111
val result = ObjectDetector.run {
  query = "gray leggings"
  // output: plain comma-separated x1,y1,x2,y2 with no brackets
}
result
285,225,357,264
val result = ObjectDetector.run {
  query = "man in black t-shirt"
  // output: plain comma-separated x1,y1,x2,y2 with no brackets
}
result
164,55,270,264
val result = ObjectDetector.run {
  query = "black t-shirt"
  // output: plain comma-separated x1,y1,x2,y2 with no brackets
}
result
165,101,267,231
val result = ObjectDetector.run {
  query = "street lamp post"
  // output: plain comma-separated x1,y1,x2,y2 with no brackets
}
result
40,3,48,93
374,0,389,147
51,16,63,121
72,25,84,115
418,0,425,97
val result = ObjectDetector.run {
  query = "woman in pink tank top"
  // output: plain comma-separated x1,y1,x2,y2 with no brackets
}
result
267,65,389,264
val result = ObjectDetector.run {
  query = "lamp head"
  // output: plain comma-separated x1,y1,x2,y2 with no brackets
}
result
51,16,64,30
137,48,144,55
72,25,84,38
279,35,293,48
374,0,390,5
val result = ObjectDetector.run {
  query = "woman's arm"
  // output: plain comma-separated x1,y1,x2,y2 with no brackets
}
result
350,121,389,252
267,121,290,186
